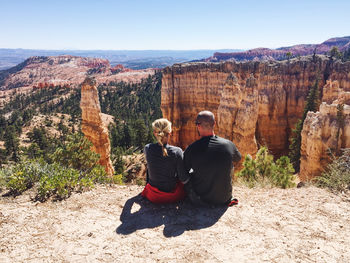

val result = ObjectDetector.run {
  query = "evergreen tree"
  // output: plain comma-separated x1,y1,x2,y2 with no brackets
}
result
28,126,49,151
289,78,320,171
329,46,342,60
112,147,125,174
0,114,6,139
134,119,148,148
4,126,20,162
51,133,100,172
147,125,155,144
123,124,133,148
0,148,7,167
26,142,43,159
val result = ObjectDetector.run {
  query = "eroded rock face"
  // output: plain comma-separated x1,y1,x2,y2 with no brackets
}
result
80,78,114,177
161,56,350,178
0,55,154,91
162,57,324,158
300,79,350,180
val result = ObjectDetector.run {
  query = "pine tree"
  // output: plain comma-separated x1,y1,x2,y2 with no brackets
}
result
28,126,49,151
289,78,320,171
4,126,20,162
134,119,148,148
123,123,133,149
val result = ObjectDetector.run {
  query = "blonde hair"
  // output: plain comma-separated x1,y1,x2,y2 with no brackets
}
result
152,118,172,157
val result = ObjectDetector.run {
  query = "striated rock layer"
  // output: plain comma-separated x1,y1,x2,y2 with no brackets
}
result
300,79,350,180
80,78,114,177
0,55,154,91
161,56,350,178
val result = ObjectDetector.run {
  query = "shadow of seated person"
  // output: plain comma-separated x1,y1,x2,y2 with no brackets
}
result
116,194,228,238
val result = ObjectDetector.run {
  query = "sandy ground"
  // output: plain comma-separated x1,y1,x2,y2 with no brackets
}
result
1,185,350,263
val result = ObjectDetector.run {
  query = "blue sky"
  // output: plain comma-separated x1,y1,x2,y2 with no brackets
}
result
1,0,349,50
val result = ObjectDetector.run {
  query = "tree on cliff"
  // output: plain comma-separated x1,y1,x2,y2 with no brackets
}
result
286,52,293,61
329,46,342,60
134,119,148,149
289,78,320,171
4,126,20,162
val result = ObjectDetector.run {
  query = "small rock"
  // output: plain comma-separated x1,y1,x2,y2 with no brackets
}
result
297,182,305,188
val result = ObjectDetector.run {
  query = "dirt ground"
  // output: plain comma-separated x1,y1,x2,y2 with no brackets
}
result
1,185,350,263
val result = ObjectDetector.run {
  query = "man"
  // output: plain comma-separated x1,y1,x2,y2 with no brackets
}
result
184,111,241,206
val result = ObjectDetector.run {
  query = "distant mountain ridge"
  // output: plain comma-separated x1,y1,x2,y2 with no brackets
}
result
206,36,350,62
0,49,241,70
0,55,154,91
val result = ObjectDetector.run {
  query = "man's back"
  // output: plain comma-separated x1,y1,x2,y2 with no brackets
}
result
184,135,241,204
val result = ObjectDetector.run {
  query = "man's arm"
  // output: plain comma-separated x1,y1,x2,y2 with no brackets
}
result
176,149,190,184
231,143,242,163
183,146,206,206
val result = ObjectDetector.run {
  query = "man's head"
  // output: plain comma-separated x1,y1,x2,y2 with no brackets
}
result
196,111,215,137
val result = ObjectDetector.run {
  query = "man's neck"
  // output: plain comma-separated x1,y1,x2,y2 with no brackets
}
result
200,131,215,138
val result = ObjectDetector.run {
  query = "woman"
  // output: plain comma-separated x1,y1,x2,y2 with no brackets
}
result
141,118,189,203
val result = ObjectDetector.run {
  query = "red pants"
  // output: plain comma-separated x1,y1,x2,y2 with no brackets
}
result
141,182,186,204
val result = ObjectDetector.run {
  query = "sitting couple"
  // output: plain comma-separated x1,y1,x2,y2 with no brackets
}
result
141,110,242,206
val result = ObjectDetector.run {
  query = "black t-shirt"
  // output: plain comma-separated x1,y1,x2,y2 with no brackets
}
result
144,143,189,192
184,135,241,204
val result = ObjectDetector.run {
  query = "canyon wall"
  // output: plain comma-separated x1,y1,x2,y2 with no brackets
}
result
161,56,350,178
80,78,114,177
300,79,350,180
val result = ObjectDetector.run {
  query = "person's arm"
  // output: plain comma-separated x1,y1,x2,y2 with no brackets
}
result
232,143,242,163
183,146,192,177
183,146,206,206
144,144,150,183
176,149,190,184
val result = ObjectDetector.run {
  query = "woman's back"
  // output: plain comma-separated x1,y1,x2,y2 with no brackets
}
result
144,143,186,192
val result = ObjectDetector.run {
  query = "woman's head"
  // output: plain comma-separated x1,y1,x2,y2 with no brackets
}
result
152,118,172,156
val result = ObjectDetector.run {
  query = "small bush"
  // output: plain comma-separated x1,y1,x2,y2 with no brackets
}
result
315,149,350,192
0,160,48,195
0,160,109,201
37,163,80,201
272,156,296,189
50,133,100,172
237,147,295,188
112,174,124,185
37,163,109,201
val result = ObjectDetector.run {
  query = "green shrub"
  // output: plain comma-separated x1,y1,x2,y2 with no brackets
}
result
315,149,350,192
272,156,296,189
237,147,295,188
50,133,100,172
37,163,81,201
0,160,48,195
111,174,124,185
0,160,109,201
236,154,258,187
35,163,109,201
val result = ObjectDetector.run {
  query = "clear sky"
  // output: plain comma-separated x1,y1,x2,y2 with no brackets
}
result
1,0,349,50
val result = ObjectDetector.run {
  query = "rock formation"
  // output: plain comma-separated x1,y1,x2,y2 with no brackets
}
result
0,55,154,91
161,56,350,178
300,79,350,180
80,78,114,177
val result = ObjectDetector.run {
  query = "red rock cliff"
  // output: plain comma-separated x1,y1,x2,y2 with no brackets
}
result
300,78,350,180
80,78,114,176
161,56,350,177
